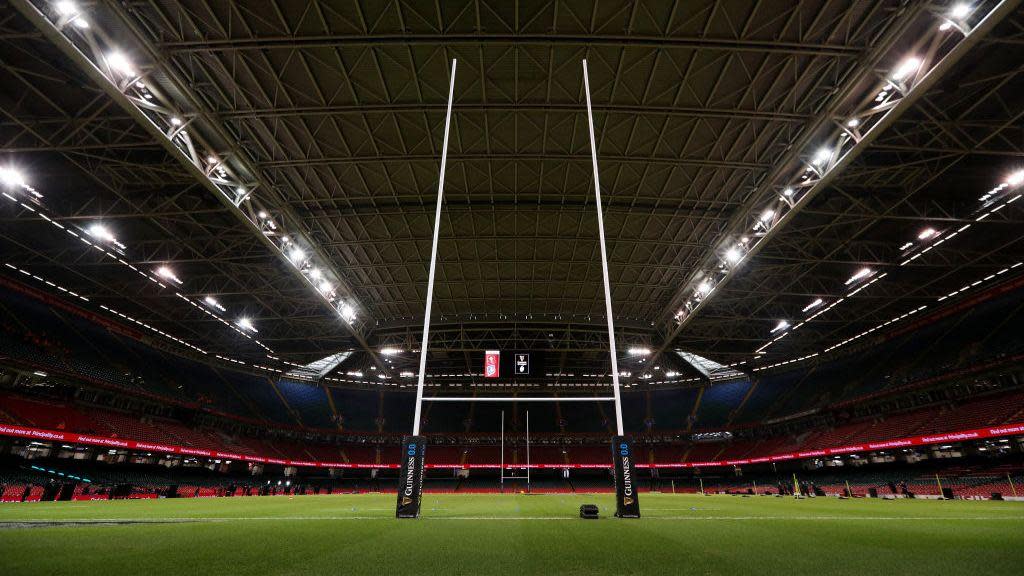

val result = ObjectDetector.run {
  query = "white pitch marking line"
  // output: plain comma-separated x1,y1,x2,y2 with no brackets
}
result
6,515,1024,523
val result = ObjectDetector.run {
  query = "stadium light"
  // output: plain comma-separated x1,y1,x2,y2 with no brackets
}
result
170,117,182,126
317,281,333,295
845,267,872,285
400,371,415,378
1006,170,1024,187
55,1,78,15
770,320,789,333
696,281,712,295
891,57,921,82
627,347,651,356
203,295,226,312
380,347,402,356
236,317,257,332
86,224,114,242
802,298,823,313
917,228,937,240
812,147,832,166
759,209,775,223
338,302,356,322
782,187,794,197
950,3,971,18
309,268,323,280
346,371,363,378
155,266,182,284
0,166,26,188
105,51,135,76
725,247,742,264
55,0,88,28
846,118,860,128
288,247,305,264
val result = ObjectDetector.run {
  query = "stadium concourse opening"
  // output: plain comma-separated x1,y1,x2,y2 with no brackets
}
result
2,0,1024,575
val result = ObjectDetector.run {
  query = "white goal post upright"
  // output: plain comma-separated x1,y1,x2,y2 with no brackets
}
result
398,58,640,518
411,58,457,437
397,58,456,519
582,58,625,437
583,59,640,518
499,410,531,493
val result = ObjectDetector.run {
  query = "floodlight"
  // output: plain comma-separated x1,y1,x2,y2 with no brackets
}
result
891,57,921,82
770,320,790,333
725,248,742,264
0,166,26,188
950,4,971,18
845,267,872,285
802,298,823,313
917,228,937,240
105,51,134,76
812,148,832,166
55,1,77,15
87,224,118,244
203,296,226,312
156,266,181,283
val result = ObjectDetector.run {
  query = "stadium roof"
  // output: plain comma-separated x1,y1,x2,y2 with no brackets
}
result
1,0,1022,387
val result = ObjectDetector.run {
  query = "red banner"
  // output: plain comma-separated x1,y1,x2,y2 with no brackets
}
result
484,350,500,378
0,422,1020,470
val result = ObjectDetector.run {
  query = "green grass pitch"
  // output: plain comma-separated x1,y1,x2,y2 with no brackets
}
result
1,493,1022,575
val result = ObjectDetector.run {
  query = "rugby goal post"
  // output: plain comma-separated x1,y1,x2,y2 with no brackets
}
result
396,59,639,519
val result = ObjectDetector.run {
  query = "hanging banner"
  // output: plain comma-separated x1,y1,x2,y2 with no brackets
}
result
611,436,641,518
484,350,500,378
395,436,426,518
515,353,530,375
